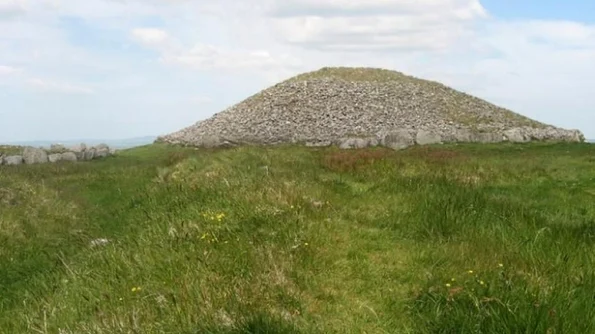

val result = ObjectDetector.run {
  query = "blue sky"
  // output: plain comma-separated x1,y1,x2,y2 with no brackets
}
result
483,0,595,22
0,0,594,142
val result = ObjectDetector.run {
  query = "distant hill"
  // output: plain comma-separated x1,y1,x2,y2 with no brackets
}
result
2,136,157,149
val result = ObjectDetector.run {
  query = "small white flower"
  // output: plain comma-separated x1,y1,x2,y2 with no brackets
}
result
90,238,110,247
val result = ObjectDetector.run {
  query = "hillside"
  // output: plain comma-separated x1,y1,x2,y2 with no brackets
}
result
157,67,584,148
1,142,595,332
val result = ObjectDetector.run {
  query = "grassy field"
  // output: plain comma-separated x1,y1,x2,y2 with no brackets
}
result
1,142,594,333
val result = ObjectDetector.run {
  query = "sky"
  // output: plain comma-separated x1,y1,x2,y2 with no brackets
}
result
0,0,594,142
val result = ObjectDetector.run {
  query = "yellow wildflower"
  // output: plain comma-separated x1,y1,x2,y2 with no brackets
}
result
445,283,451,288
451,278,456,282
467,270,474,274
479,280,485,285
498,263,504,268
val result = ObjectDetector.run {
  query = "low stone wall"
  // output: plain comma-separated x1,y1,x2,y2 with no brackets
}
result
0,143,116,166
181,126,584,150
330,126,585,150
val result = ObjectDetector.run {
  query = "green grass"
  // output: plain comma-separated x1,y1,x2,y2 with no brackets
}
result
0,145,23,156
1,142,594,333
287,66,422,83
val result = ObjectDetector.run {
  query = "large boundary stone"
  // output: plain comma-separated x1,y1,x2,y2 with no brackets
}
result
382,130,414,150
23,147,48,164
415,130,442,145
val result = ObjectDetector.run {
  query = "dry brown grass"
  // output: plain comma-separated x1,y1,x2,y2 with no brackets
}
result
405,146,470,165
321,148,395,172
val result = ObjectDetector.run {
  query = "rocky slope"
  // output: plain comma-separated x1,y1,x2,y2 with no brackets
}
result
157,67,584,149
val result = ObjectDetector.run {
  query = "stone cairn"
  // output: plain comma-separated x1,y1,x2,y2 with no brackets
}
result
156,67,585,150
0,143,116,166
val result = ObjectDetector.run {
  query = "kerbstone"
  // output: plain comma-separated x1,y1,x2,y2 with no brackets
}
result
415,130,442,145
383,130,414,150
23,147,48,164
4,155,23,165
48,153,63,163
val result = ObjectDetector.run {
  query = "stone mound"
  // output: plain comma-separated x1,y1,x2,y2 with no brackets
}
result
157,67,584,149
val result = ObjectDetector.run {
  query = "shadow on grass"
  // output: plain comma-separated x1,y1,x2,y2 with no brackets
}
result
197,313,303,334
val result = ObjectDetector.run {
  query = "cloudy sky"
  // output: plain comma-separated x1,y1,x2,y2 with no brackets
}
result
1,0,594,142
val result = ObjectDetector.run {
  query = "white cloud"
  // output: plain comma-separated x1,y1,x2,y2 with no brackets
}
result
0,64,20,75
130,26,304,75
0,64,22,88
160,44,302,72
188,96,213,104
269,0,487,17
0,0,26,19
271,16,474,51
131,28,169,47
267,0,487,51
0,65,94,95
27,78,94,94
521,20,595,46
